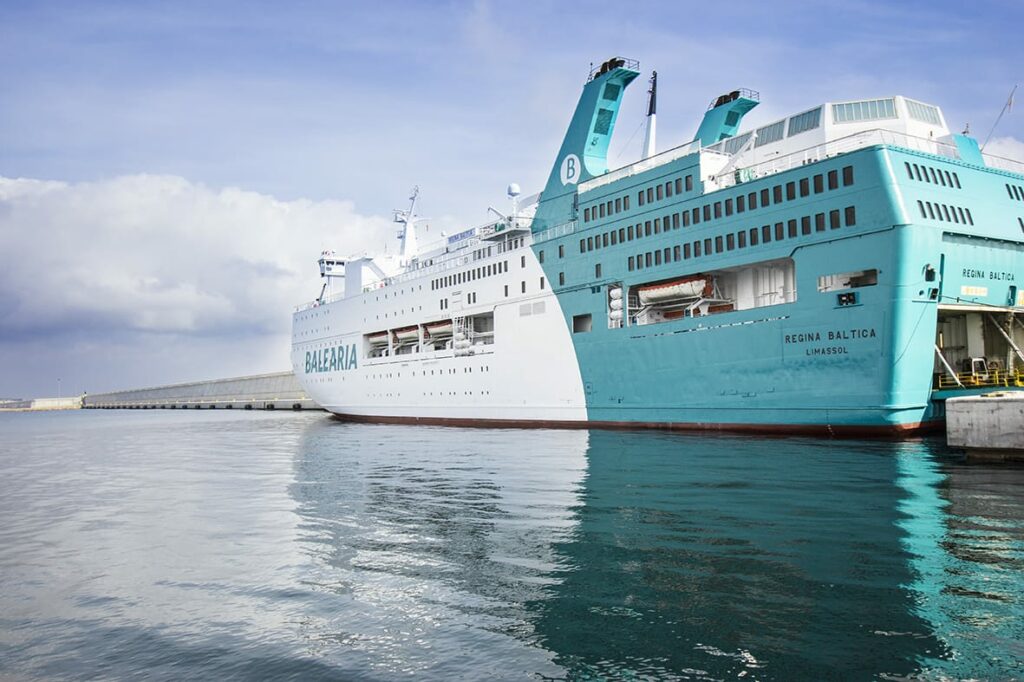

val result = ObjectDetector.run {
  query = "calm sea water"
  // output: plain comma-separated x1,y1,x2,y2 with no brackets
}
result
1,410,1022,681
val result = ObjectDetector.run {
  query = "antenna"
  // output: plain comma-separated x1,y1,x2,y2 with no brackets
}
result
642,71,657,159
981,84,1017,151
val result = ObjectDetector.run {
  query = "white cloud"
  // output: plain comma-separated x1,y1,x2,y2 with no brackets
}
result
0,174,392,395
982,136,1024,162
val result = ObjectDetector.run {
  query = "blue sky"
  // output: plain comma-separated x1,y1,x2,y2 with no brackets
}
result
1,0,1022,397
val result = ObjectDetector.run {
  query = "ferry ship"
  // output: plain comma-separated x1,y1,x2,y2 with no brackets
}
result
292,57,1024,434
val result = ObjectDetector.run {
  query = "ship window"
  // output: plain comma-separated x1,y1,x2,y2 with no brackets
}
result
587,237,593,251
845,206,857,226
842,166,854,186
603,83,621,101
628,256,635,271
673,213,681,229
647,188,654,203
714,236,723,253
951,206,960,223
748,191,758,209
725,198,733,216
656,184,664,201
607,200,613,214
755,119,786,146
580,239,586,253
926,202,935,219
966,208,973,225
559,244,565,258
727,234,735,250
773,186,783,204
714,202,722,218
673,245,681,260
645,221,652,236
952,172,960,189
938,170,947,187
813,175,824,194
522,255,527,267
694,241,702,257
801,216,811,235
645,253,652,268
521,280,526,293
831,98,896,123
654,218,661,234
818,269,878,292
764,225,773,243
760,188,770,206
815,213,825,232
675,178,682,194
786,182,796,201
736,195,745,213
956,206,966,223
749,228,759,245
685,175,693,191
704,238,713,254
941,204,951,222
573,314,593,333
654,250,662,265
599,203,605,218
1020,217,1024,233
831,209,842,228
917,201,926,218
929,167,938,184
638,190,645,206
913,164,923,181
664,247,671,262
828,170,838,190
682,212,690,227
684,243,692,259
584,208,590,222
800,178,810,197
615,197,622,212
611,230,618,245
594,108,614,135
623,195,630,210
905,162,914,180
539,250,545,264
703,205,711,221
692,208,701,224
618,228,625,242
737,231,746,248
788,219,798,238
905,99,942,126
540,276,546,289
603,233,609,247
788,107,821,136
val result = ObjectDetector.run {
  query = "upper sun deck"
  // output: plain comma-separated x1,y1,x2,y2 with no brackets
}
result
580,95,1024,196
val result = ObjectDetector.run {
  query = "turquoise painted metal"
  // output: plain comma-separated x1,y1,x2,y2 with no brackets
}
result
693,90,760,146
532,59,1024,432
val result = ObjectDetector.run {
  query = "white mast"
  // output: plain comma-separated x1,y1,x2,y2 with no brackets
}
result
395,186,421,264
642,70,657,159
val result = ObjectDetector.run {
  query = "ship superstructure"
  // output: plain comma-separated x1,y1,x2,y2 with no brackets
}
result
292,57,1024,434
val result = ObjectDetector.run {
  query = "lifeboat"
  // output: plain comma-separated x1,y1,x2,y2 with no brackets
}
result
425,320,453,336
366,331,388,345
393,326,419,341
637,275,713,304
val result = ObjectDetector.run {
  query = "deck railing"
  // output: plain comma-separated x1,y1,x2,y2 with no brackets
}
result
935,368,1024,390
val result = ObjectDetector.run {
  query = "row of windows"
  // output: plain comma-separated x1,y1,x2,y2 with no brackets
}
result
626,207,858,271
833,98,897,124
441,277,547,309
917,200,974,225
904,162,961,188
582,174,696,223
577,166,856,255
431,260,508,290
1007,183,1024,201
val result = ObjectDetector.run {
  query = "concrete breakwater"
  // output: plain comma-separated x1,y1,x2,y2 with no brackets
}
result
82,372,319,411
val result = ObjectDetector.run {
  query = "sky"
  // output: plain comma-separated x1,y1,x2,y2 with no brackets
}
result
1,0,1022,398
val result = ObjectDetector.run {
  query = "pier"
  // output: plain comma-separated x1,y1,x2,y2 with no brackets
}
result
946,393,1024,461
81,371,320,411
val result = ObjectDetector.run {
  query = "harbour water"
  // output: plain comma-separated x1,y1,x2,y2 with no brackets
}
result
1,411,1022,680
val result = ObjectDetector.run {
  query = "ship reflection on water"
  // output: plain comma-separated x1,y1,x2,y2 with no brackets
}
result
292,420,1024,680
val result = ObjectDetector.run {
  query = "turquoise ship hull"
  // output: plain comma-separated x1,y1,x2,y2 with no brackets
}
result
529,60,1024,434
